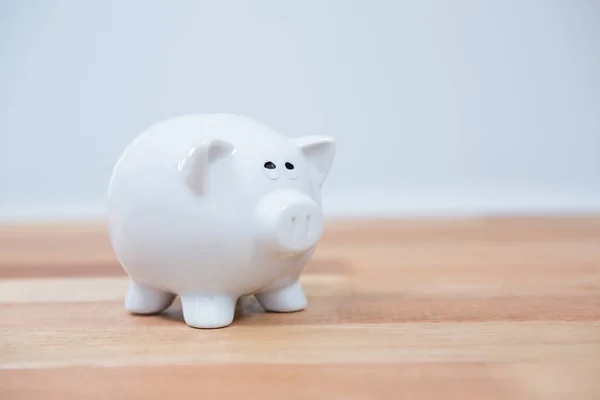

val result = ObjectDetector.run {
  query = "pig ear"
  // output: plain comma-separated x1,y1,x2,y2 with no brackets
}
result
178,138,235,196
295,135,336,186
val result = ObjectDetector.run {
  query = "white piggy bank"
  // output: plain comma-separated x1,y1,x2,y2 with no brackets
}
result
107,113,335,328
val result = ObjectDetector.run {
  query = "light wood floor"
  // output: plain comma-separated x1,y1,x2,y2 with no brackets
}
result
1,217,599,399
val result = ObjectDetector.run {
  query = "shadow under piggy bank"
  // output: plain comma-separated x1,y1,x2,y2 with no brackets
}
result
127,257,354,328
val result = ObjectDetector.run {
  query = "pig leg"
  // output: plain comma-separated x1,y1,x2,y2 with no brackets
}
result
125,280,175,314
180,294,237,329
256,280,307,312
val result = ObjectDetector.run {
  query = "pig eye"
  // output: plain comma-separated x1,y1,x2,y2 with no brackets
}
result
263,161,278,180
284,161,297,179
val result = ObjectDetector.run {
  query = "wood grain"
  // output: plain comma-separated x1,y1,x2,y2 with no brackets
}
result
0,217,599,399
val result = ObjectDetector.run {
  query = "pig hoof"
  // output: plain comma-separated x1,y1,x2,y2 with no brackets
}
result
125,281,175,314
256,281,307,313
180,294,236,329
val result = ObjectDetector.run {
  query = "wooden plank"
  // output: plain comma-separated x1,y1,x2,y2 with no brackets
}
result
0,363,530,400
0,217,599,399
2,321,599,368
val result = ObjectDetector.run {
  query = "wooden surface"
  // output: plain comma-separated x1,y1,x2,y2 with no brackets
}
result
1,217,599,399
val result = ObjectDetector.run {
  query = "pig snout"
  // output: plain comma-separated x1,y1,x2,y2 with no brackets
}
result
254,189,324,255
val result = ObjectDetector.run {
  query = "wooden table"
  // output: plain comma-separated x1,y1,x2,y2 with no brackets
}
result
1,217,599,399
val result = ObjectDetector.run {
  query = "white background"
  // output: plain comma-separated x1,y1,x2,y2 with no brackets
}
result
1,0,599,221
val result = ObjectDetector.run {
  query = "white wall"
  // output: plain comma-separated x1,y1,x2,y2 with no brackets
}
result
1,0,599,221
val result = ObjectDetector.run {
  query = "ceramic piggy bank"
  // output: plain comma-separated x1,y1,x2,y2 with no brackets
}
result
106,113,335,329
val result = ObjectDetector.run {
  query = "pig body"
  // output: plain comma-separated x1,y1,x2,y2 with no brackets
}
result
107,113,335,328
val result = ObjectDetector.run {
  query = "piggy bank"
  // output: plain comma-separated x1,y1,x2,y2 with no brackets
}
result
106,113,335,328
